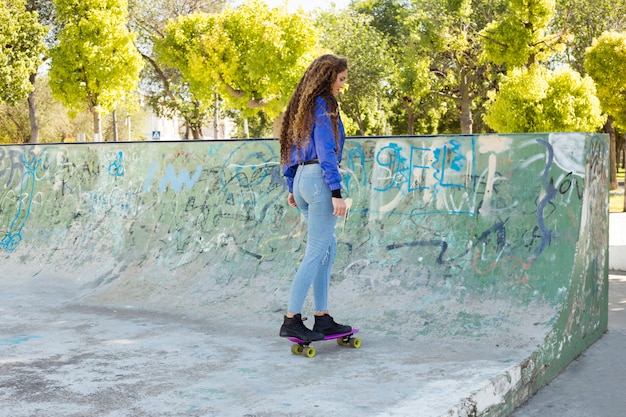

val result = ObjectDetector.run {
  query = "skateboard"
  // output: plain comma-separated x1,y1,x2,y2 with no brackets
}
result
287,329,360,358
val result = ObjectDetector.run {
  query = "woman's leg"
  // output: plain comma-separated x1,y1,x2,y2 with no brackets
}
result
287,165,336,315
312,236,336,313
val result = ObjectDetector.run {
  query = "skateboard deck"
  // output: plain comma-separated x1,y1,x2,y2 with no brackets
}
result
287,329,360,358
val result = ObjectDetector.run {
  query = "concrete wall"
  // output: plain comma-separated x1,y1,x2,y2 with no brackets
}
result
0,132,609,416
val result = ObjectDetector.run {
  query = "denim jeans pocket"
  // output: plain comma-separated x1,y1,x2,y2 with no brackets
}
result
295,165,332,211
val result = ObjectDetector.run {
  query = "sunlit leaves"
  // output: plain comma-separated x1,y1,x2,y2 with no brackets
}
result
483,64,604,132
481,0,568,67
48,0,144,117
584,31,626,129
156,0,318,118
317,9,392,135
0,0,47,105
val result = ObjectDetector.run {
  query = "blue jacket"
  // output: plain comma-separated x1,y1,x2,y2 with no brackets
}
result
283,96,346,193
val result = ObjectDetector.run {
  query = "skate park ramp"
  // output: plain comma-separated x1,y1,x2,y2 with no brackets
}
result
0,133,609,417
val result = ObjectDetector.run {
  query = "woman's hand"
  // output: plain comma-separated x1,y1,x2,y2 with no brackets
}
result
332,197,347,217
287,193,298,208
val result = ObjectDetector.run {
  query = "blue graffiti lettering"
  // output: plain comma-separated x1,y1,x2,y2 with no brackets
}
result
108,151,125,177
159,164,203,193
1,153,40,253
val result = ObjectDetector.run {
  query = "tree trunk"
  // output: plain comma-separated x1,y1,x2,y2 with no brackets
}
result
192,126,203,139
604,116,617,190
93,109,102,141
273,112,284,139
339,99,364,135
402,97,415,135
112,110,118,142
407,108,415,135
358,119,365,136
214,91,219,139
459,68,473,134
27,73,39,144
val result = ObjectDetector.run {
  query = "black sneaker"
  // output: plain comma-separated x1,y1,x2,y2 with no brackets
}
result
313,314,352,336
279,314,325,341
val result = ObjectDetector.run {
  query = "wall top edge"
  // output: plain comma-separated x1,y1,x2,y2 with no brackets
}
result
0,132,607,147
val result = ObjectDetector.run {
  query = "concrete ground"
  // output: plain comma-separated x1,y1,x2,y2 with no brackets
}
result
510,272,626,417
0,276,534,417
3,274,622,417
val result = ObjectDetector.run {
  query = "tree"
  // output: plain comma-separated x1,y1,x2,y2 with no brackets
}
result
481,0,570,68
480,0,607,142
0,75,95,143
24,0,56,143
156,0,318,132
483,64,604,133
0,101,30,143
148,11,218,139
393,48,433,134
584,31,626,194
220,1,318,118
398,0,506,134
0,0,46,107
49,0,144,140
584,32,626,130
129,0,224,139
553,0,626,74
317,9,392,135
351,0,435,135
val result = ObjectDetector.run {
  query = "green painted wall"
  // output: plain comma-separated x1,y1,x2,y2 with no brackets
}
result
0,133,609,415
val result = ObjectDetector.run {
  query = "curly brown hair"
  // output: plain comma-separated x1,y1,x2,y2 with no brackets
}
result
280,54,348,166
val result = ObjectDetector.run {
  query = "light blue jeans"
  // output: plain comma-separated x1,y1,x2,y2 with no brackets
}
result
288,164,338,314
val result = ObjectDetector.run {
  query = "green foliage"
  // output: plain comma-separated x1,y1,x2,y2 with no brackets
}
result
483,64,604,132
4,0,621,142
156,13,225,97
48,0,144,119
0,76,94,143
481,0,568,67
317,9,392,135
584,31,626,129
351,0,410,48
150,12,220,137
0,0,47,105
393,50,435,134
398,0,505,134
127,0,227,139
553,0,626,74
221,1,318,116
0,101,29,143
407,0,478,53
156,0,318,119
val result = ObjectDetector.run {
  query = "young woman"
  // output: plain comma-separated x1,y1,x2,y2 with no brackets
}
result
278,54,352,342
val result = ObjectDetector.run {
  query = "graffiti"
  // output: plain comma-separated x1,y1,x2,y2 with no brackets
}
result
432,139,469,189
0,133,603,306
0,148,29,188
0,335,42,346
1,151,40,252
368,138,477,217
143,161,204,194
108,151,125,177
532,138,558,261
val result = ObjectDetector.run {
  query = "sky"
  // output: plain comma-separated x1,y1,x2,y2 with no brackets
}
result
238,0,351,13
